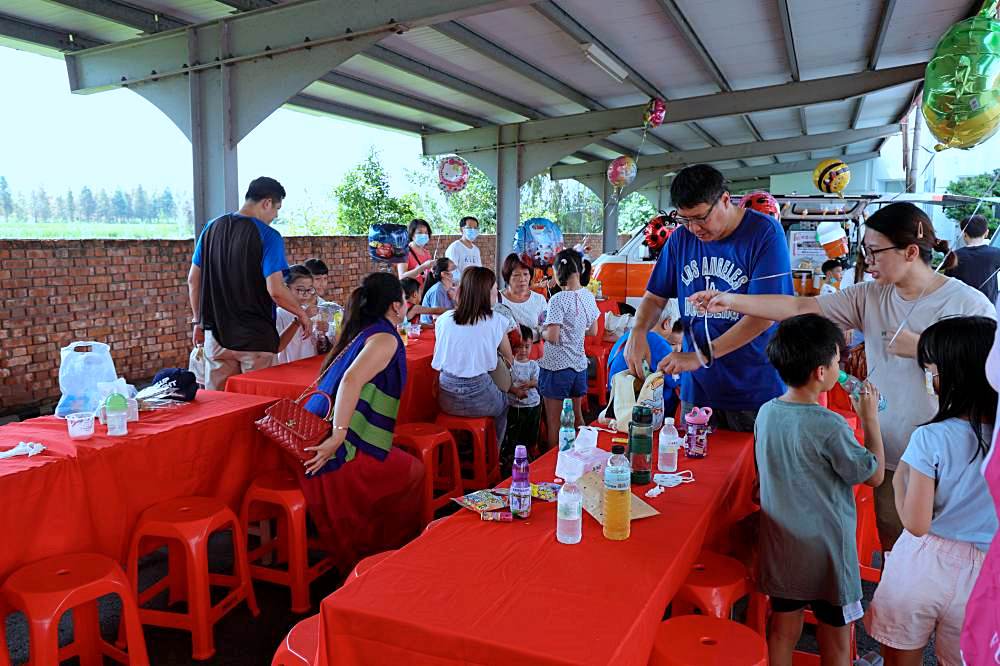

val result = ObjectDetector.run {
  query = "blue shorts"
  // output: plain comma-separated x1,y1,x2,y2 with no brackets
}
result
538,367,588,400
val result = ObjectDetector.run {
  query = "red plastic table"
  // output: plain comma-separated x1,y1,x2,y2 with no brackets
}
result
225,335,438,424
315,429,757,665
0,391,278,580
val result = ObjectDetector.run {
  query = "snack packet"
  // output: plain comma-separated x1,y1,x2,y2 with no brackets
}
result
452,490,506,513
530,482,561,502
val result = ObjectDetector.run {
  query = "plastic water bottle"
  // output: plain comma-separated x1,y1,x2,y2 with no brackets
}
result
556,456,584,544
510,445,531,519
603,445,631,541
558,398,576,452
838,371,886,411
658,417,681,473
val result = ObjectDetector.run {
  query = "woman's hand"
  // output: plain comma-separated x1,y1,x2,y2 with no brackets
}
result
303,429,347,476
887,329,919,358
850,381,881,425
687,289,730,314
658,351,701,375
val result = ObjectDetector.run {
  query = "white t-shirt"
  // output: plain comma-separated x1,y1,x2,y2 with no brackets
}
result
540,288,600,373
510,359,540,408
445,240,482,275
818,277,994,468
501,291,548,336
820,283,838,296
274,308,319,366
432,310,507,378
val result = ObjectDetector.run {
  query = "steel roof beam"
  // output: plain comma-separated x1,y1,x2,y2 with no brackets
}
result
213,0,276,10
0,12,103,50
288,94,431,134
430,20,659,156
318,72,485,127
45,0,186,33
847,0,898,153
777,0,809,155
654,0,768,164
550,125,900,181
423,65,923,157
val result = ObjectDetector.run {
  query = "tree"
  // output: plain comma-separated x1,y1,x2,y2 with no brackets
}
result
132,185,149,220
111,188,130,221
53,194,66,221
618,192,658,233
157,188,176,219
406,156,496,233
333,148,415,234
945,168,1000,232
79,186,96,221
65,189,75,222
96,189,112,221
0,177,12,222
32,187,51,222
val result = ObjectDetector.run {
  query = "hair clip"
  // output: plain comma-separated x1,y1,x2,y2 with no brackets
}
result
917,221,924,239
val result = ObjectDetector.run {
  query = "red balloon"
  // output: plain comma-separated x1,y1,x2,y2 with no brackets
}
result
644,98,667,128
738,191,781,221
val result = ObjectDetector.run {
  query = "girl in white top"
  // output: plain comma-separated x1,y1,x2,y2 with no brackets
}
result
691,202,995,552
499,252,548,340
274,265,323,366
865,316,998,666
433,266,514,444
539,249,600,448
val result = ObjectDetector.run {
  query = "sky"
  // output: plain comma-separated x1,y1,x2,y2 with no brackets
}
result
0,45,427,216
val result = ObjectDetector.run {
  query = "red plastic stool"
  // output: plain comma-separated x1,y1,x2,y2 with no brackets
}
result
650,615,767,666
393,423,464,526
855,484,882,583
348,550,396,581
241,471,336,614
673,551,751,619
271,614,318,666
1,552,149,666
434,413,499,490
126,496,259,660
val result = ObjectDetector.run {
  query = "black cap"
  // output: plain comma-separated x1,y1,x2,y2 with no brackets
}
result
611,444,625,455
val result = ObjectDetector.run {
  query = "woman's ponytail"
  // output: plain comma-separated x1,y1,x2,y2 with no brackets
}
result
934,238,958,271
321,272,403,372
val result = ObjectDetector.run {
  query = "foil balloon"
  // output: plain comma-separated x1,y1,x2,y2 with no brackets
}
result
738,191,781,221
438,156,470,193
643,212,674,256
812,159,851,195
513,217,565,270
922,1,1000,151
607,156,637,189
643,98,667,128
368,223,409,264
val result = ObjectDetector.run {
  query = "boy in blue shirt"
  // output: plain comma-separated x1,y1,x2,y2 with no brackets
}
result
624,164,793,431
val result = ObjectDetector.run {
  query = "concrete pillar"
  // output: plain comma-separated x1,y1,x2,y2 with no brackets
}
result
495,124,521,282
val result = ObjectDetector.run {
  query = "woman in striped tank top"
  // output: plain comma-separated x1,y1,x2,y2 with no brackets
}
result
297,272,424,572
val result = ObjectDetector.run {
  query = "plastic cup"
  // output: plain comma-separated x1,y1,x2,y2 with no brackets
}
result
409,323,421,338
66,412,95,440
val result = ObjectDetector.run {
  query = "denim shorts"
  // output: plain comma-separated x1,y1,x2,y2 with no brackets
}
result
538,367,588,400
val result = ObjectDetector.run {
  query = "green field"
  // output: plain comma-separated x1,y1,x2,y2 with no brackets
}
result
0,220,194,240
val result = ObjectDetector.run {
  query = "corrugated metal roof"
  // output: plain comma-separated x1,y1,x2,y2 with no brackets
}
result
0,0,977,166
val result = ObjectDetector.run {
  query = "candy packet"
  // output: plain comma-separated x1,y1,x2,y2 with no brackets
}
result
452,490,507,513
531,482,560,502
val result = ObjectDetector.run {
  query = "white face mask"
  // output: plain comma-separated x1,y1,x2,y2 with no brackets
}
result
653,470,695,487
413,233,430,247
463,228,479,241
451,269,462,283
925,369,937,395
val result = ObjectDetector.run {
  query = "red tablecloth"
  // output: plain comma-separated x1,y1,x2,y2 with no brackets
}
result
0,391,278,580
316,429,756,665
225,336,438,424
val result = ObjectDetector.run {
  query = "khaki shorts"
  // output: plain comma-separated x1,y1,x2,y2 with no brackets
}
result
864,530,985,666
873,469,905,551
204,330,274,391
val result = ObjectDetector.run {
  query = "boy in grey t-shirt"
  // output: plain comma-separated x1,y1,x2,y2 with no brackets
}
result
755,314,886,664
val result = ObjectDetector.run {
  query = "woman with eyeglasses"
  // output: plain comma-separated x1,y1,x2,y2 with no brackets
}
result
274,264,324,365
691,202,995,552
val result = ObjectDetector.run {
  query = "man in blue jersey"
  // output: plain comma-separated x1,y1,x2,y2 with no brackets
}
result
187,177,311,390
624,164,793,432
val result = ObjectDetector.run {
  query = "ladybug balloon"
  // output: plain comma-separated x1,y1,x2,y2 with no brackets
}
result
738,191,781,221
643,212,674,253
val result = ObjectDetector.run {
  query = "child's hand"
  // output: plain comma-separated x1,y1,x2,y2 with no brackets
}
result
851,381,881,423
510,384,529,399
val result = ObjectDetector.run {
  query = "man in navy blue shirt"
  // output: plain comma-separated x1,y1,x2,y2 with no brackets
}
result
187,177,311,390
624,165,793,431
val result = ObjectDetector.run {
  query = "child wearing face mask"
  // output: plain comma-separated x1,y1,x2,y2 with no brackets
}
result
445,216,482,280
865,316,998,666
420,258,457,325
397,219,436,286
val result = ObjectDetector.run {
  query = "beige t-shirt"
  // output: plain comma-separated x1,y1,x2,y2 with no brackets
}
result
818,277,995,469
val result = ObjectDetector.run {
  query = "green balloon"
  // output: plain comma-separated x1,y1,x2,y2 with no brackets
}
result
922,0,1000,150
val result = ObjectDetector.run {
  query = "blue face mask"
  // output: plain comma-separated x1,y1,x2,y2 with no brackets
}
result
463,228,479,241
413,233,430,247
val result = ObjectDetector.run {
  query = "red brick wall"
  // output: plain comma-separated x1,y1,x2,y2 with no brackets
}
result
0,232,630,414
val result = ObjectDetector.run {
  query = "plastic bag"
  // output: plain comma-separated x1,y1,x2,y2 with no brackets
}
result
55,341,118,418
188,345,206,387
605,312,632,339
600,369,665,432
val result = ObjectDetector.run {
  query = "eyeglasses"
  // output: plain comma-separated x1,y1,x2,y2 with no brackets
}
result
293,287,317,295
860,245,900,263
669,194,723,228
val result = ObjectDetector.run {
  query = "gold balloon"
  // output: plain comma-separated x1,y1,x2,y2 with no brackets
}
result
813,159,851,194
921,1,1000,151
